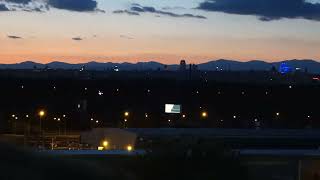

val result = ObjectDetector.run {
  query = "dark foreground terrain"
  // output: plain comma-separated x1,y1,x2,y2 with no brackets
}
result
0,143,247,180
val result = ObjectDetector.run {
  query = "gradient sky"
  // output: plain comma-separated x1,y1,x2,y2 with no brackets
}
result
0,0,320,64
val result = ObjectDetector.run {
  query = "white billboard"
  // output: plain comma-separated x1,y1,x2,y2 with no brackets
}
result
165,104,181,114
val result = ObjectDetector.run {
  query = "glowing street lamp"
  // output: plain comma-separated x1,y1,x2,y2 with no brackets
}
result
127,145,133,152
102,140,109,148
124,112,129,117
201,112,208,118
39,110,45,117
39,110,45,134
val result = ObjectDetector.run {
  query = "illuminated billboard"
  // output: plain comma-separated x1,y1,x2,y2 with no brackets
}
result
165,104,181,114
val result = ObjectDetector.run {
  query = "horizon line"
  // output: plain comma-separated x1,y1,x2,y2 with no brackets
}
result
1,58,319,65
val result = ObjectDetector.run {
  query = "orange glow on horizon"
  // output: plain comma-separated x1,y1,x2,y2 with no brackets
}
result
1,53,318,64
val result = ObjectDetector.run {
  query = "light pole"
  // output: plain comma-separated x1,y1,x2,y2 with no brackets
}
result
62,115,67,135
38,110,45,149
24,114,30,147
39,110,45,133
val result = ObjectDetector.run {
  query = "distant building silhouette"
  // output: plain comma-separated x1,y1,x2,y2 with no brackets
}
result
180,60,187,71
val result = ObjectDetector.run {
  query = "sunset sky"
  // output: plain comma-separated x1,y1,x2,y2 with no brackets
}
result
0,0,320,64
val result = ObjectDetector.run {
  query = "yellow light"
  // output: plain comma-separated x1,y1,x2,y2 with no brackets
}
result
97,146,104,151
124,112,129,117
127,145,133,152
202,112,208,118
39,110,45,117
102,140,109,148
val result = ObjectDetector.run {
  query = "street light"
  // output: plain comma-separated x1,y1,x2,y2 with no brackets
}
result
39,110,45,132
201,112,208,118
38,110,45,148
39,110,45,117
127,145,133,152
102,140,109,148
124,111,129,117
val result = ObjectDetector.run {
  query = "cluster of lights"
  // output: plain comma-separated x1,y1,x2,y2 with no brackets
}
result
90,118,99,124
18,84,284,100
98,140,133,152
53,114,66,122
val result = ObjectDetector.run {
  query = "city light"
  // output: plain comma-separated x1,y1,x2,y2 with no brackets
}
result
63,114,66,118
145,113,148,118
102,140,109,148
25,115,29,118
39,110,45,117
11,114,15,118
127,145,133,152
201,112,208,118
182,114,186,118
276,112,280,116
124,111,129,117
97,146,104,151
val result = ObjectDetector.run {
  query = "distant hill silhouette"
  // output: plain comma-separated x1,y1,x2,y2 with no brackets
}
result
0,59,319,73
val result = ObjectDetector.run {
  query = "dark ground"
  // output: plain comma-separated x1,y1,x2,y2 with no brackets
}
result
0,143,247,180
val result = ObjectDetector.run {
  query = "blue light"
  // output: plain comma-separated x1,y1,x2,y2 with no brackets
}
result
279,62,292,74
